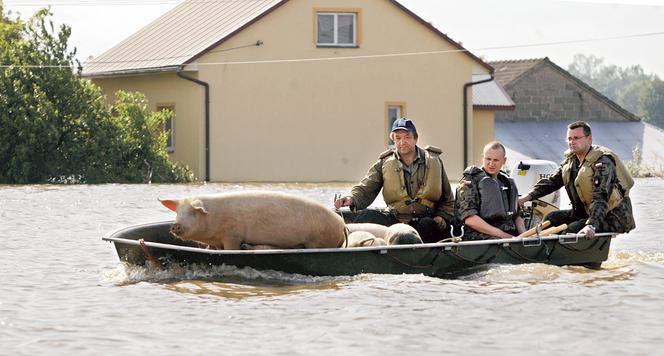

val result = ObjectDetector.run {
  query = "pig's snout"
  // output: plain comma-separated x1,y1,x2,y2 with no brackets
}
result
170,223,184,236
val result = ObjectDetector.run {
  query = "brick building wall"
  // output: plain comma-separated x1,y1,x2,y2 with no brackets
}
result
496,64,628,122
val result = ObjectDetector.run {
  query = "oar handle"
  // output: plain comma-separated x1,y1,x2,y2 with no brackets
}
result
540,224,568,236
518,220,552,237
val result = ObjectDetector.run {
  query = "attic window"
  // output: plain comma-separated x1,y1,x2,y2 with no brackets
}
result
317,12,357,47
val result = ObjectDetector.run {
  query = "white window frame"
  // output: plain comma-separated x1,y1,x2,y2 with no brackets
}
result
317,12,357,47
386,103,405,148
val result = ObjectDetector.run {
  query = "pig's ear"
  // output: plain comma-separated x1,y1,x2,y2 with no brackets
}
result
159,198,178,212
190,199,209,214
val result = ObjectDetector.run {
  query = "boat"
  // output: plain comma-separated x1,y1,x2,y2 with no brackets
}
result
102,221,616,277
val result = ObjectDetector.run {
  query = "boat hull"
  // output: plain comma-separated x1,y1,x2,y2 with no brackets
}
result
103,221,614,277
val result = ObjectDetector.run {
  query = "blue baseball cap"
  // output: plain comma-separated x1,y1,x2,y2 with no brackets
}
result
391,118,417,133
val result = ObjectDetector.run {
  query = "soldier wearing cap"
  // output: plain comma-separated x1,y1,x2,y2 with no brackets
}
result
334,118,454,243
455,141,526,240
517,121,636,238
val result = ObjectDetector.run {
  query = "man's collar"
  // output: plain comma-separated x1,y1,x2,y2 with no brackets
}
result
395,146,422,163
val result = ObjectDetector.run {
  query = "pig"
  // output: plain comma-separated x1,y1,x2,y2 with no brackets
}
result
159,191,347,250
346,231,387,248
346,223,388,240
384,223,423,245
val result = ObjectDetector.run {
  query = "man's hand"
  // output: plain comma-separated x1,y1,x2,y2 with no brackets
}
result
433,216,447,229
334,196,353,209
578,225,596,239
517,194,531,208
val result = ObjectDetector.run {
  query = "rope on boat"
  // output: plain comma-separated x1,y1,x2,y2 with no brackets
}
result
334,193,349,248
557,237,606,253
502,242,554,264
138,238,164,270
438,236,463,243
385,253,435,269
440,243,500,265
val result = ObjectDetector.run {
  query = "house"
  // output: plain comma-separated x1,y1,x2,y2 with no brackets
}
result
488,57,664,170
83,0,511,182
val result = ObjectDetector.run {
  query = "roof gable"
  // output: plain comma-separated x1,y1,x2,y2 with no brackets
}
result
83,0,492,77
489,57,640,122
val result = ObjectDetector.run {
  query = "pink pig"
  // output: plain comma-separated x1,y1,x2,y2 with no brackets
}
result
159,191,347,250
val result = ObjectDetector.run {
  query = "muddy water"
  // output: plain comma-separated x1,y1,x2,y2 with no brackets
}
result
1,180,662,355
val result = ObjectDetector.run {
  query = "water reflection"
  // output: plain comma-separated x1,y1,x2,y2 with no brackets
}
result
459,257,637,286
165,279,342,299
103,262,347,299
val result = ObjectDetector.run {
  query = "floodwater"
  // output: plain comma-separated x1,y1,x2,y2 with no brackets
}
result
1,180,663,355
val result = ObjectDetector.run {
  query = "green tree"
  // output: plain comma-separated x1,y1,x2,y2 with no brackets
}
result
642,80,664,128
0,6,193,183
568,53,663,128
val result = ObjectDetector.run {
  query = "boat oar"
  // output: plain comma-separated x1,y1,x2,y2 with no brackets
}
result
539,224,568,236
518,220,552,237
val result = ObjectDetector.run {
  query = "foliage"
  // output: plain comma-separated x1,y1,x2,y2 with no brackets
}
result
641,80,664,129
625,145,664,178
567,54,664,128
0,6,193,183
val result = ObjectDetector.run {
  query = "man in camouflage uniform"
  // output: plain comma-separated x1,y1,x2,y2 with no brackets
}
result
455,141,526,240
518,121,635,238
334,118,454,243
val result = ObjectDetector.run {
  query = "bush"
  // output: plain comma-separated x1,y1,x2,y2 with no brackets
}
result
626,145,664,178
0,7,193,183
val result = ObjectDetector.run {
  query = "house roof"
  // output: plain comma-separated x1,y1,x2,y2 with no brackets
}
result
82,0,493,77
489,57,640,122
489,58,543,87
471,74,515,110
496,120,662,168
82,0,287,77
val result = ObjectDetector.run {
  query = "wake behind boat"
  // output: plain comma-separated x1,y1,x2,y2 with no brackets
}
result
103,221,616,278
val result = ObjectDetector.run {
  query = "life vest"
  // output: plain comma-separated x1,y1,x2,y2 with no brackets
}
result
561,145,634,214
381,145,443,218
460,166,518,222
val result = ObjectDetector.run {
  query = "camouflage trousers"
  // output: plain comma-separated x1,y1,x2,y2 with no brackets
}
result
544,197,635,233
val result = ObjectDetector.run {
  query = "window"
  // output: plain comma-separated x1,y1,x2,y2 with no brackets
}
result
317,12,357,47
157,105,175,153
386,103,406,147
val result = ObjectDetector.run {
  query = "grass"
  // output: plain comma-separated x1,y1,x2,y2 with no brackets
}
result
626,145,664,178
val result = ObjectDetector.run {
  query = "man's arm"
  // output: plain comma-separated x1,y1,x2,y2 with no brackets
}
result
586,156,615,228
518,166,565,206
347,160,384,210
464,216,515,239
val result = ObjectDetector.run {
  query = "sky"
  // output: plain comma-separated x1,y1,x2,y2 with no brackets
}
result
4,0,664,77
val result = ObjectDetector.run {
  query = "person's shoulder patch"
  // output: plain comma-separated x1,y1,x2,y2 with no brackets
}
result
463,165,483,177
424,145,442,155
379,149,394,159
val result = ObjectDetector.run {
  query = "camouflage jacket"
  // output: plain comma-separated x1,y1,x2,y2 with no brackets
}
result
349,146,454,222
527,153,635,233
455,166,520,236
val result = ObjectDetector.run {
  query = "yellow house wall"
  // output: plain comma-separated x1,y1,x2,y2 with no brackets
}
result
195,0,486,182
90,73,204,179
471,109,495,167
